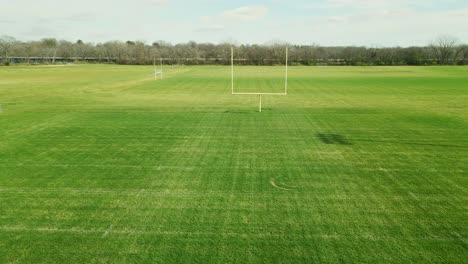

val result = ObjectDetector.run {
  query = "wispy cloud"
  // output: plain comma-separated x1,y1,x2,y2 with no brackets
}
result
0,19,14,24
301,7,468,46
1,0,466,45
326,0,408,6
221,6,269,22
22,26,58,37
197,5,268,34
145,0,169,5
196,24,225,32
323,0,417,12
65,13,96,22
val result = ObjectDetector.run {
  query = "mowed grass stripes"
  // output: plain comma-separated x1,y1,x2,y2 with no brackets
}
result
0,65,467,263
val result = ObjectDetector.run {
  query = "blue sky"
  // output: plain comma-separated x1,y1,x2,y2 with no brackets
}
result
1,0,467,46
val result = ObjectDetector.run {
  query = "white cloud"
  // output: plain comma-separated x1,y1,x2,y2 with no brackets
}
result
1,0,466,45
65,13,96,22
221,6,269,22
302,7,468,46
327,16,347,23
197,6,268,35
145,0,169,6
0,19,14,24
196,24,225,32
327,0,407,6
324,0,418,12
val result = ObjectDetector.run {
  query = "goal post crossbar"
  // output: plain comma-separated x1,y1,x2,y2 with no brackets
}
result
231,47,288,95
232,92,286,95
231,46,289,112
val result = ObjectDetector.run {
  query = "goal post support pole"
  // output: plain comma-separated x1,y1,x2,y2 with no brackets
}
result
259,94,262,112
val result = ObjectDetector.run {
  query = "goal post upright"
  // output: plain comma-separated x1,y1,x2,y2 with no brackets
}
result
285,47,288,95
160,58,163,80
231,47,234,95
153,58,156,80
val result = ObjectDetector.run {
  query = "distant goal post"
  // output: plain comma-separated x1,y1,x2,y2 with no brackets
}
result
154,58,163,80
231,46,289,112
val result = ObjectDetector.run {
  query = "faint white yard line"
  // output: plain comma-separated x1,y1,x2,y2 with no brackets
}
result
408,192,419,201
2,163,463,172
163,68,194,79
0,113,74,138
0,163,196,171
102,77,154,92
0,187,460,202
102,224,113,238
0,226,100,234
0,226,463,242
37,64,75,67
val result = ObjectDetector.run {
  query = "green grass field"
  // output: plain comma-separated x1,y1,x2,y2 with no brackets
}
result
0,65,467,263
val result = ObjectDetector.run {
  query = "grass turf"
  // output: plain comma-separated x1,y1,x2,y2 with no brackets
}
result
0,65,467,263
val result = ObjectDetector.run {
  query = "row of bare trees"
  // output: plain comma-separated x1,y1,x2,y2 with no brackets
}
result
1,35,467,66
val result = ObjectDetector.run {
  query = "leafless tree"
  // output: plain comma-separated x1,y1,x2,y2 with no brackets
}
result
0,35,466,66
41,38,59,63
430,35,458,65
454,44,468,65
0,35,16,64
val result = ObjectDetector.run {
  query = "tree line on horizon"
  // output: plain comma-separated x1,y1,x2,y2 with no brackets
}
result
1,35,467,66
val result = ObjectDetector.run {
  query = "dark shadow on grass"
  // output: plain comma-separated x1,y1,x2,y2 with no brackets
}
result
224,110,251,114
224,108,273,113
317,133,467,149
317,133,352,145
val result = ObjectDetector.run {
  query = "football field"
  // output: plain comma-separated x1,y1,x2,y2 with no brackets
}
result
0,65,467,262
